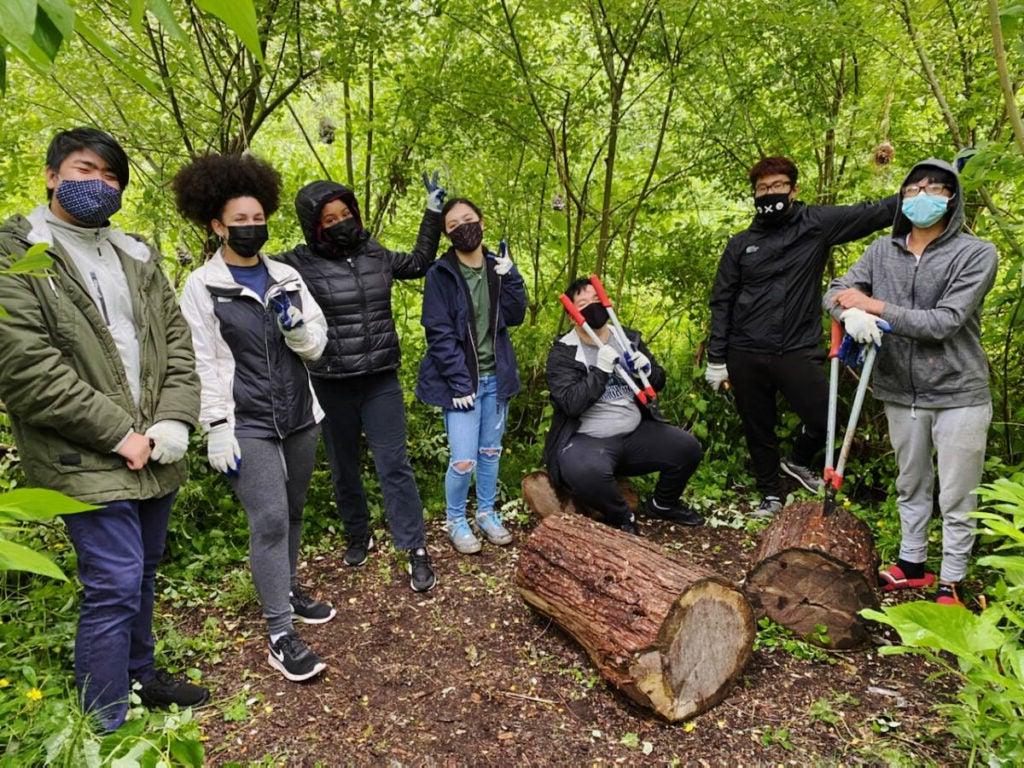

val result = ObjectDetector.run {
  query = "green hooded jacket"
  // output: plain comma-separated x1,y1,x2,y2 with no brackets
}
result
0,209,200,504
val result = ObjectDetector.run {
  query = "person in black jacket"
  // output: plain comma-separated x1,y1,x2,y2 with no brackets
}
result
705,156,897,518
277,175,444,592
544,278,704,534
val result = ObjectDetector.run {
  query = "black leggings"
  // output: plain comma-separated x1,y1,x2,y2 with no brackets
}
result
558,420,703,524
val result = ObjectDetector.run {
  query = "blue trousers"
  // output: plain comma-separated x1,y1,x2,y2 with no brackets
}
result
443,374,508,522
64,492,175,731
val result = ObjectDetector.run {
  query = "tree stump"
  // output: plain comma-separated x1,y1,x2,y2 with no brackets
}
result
521,470,638,520
745,500,880,650
516,512,755,722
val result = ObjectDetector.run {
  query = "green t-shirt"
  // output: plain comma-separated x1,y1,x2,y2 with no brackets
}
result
458,261,495,375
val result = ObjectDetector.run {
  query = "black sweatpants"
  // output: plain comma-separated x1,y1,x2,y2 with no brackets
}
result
312,371,426,550
558,420,703,525
727,346,828,497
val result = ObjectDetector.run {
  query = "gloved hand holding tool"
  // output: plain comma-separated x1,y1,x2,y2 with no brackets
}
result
267,288,311,351
823,316,891,515
559,293,648,405
494,239,513,276
588,274,656,401
423,170,447,213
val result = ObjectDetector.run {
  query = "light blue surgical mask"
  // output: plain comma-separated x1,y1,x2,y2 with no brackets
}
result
901,193,949,228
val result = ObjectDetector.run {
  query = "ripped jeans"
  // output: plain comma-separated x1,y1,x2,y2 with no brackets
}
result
443,374,508,522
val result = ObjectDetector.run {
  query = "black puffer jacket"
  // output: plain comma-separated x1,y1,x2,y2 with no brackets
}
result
277,181,442,378
707,195,898,361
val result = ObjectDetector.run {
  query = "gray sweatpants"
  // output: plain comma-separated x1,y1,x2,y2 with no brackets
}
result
884,402,991,583
230,424,320,635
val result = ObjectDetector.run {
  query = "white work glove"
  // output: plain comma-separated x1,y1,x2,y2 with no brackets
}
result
207,423,241,475
423,170,446,213
622,348,652,376
452,393,476,410
596,344,619,374
278,306,310,346
144,420,190,464
704,362,729,391
494,240,513,276
840,307,883,346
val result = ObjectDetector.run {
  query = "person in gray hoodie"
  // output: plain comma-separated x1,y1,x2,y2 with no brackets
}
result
824,158,998,606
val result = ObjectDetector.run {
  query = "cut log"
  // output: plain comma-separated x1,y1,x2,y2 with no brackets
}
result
745,500,880,650
516,512,754,722
521,470,638,520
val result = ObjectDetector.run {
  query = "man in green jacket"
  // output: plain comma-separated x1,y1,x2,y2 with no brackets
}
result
0,128,207,731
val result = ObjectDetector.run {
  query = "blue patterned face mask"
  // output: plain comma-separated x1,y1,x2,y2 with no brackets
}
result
901,193,949,228
55,178,123,226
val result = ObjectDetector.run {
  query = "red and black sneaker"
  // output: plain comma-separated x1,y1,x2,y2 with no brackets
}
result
935,582,964,607
878,563,936,592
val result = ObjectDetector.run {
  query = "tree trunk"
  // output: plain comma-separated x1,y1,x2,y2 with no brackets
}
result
516,513,755,722
745,500,880,650
521,470,637,520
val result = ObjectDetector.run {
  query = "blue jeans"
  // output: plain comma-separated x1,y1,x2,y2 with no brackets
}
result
444,375,507,522
63,492,176,731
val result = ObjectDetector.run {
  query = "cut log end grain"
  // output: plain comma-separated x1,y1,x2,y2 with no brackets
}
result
516,513,754,722
745,500,881,650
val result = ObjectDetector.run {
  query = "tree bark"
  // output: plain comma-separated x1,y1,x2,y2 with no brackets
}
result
745,500,880,650
521,470,637,520
516,513,755,721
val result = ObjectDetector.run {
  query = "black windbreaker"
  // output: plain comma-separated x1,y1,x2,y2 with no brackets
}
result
707,196,897,361
277,181,442,378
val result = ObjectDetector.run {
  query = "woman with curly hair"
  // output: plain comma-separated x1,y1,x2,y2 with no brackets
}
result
174,153,333,682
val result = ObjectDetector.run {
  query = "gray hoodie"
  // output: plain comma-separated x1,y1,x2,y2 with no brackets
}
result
823,158,998,408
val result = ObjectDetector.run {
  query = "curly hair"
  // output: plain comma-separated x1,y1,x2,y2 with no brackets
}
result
172,153,281,226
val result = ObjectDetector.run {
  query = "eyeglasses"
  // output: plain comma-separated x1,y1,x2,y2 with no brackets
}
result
901,183,952,198
754,181,792,195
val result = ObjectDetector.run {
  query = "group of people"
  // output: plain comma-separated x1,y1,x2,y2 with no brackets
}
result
0,126,996,733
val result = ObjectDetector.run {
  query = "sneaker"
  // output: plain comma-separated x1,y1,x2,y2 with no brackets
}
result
290,585,337,624
268,632,326,682
643,498,704,526
780,458,825,494
935,582,964,607
751,495,782,519
408,548,437,592
447,518,482,554
134,669,210,709
475,510,513,546
343,535,374,567
878,562,936,592
606,513,639,536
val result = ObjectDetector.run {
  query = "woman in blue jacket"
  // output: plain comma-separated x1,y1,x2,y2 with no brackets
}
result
416,198,527,554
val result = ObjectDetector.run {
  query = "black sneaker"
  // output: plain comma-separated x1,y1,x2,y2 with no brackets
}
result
643,498,704,526
134,669,210,709
290,585,337,624
343,535,374,567
268,632,326,682
780,458,824,494
606,513,639,536
408,548,437,592
752,495,782,519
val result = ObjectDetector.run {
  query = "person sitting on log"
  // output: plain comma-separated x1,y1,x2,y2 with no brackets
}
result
824,158,997,607
542,278,704,534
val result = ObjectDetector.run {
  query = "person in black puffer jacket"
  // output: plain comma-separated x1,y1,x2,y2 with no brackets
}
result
276,174,445,593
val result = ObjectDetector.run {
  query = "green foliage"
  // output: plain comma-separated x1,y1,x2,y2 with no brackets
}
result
0,488,94,579
753,617,834,664
862,475,1024,765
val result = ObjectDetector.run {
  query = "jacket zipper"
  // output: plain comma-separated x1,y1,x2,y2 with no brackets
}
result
89,270,112,325
908,256,919,418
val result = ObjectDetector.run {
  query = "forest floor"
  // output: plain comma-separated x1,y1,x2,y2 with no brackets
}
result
182,509,957,767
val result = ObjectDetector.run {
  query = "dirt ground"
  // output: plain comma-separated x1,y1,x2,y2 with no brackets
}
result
187,513,957,767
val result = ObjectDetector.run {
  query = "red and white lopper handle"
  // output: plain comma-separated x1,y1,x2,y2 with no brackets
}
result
560,294,647,405
588,274,657,400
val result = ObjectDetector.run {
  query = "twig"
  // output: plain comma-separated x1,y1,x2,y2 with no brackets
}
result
499,690,558,705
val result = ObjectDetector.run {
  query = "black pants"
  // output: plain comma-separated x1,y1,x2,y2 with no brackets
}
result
312,371,426,550
727,346,828,497
558,420,703,524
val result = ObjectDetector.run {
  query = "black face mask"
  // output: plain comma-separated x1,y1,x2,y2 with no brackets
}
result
226,224,268,258
581,302,609,329
449,221,483,253
322,218,364,253
753,193,791,223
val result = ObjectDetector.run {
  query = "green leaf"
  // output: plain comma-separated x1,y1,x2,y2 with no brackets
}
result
145,0,186,41
76,20,161,98
3,241,52,274
0,537,67,579
0,0,56,71
862,602,1005,658
0,487,96,521
36,0,75,60
168,735,204,767
194,0,263,64
128,0,145,35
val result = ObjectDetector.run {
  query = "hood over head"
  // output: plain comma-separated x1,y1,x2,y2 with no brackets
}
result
294,180,365,254
892,158,964,245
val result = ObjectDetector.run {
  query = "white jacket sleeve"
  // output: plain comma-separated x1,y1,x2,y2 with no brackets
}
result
179,271,233,431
